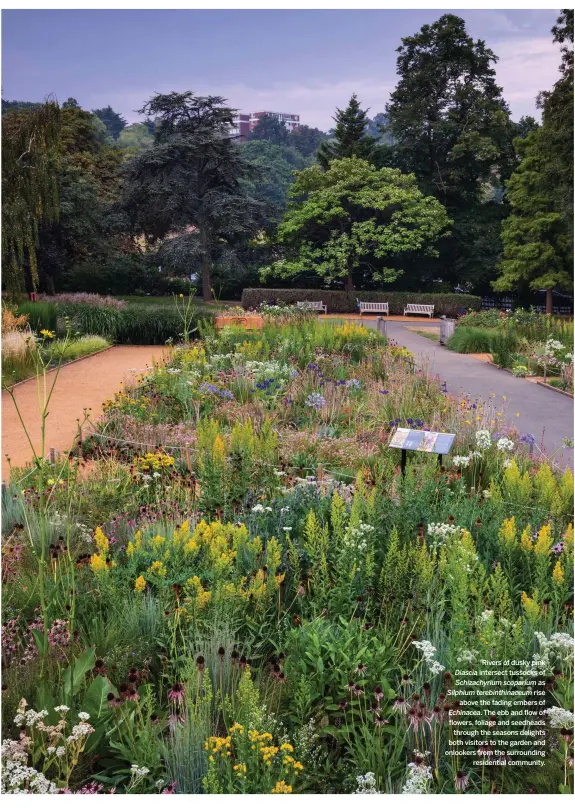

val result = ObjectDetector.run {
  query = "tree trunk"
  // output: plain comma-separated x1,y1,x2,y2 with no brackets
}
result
546,288,553,315
199,223,213,302
344,272,355,292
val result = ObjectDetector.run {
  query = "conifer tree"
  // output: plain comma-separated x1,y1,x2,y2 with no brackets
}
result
317,94,376,169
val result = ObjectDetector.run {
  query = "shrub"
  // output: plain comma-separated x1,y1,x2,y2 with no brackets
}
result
447,327,493,354
489,331,518,368
16,302,58,334
62,256,195,297
241,289,481,317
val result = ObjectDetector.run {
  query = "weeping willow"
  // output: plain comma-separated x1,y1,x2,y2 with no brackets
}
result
2,100,61,292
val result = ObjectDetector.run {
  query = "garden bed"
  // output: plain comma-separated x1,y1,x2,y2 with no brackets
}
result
2,317,573,795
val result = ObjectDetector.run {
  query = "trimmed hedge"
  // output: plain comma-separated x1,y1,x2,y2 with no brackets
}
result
241,289,481,317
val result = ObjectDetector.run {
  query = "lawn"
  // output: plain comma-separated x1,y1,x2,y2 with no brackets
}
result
2,310,573,795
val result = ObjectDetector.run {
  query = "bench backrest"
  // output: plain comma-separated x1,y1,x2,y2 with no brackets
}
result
358,300,389,312
296,301,324,309
405,303,434,313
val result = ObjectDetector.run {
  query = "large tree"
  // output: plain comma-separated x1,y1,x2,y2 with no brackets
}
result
240,139,306,215
247,113,289,146
384,14,517,290
317,94,377,169
2,101,61,292
121,91,266,301
93,105,127,141
493,10,573,312
288,124,328,158
265,157,450,291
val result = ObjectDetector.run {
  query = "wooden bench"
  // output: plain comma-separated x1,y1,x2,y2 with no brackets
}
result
357,300,389,317
296,301,327,314
404,303,434,318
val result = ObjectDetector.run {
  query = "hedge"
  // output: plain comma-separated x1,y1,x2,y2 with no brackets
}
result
241,289,482,317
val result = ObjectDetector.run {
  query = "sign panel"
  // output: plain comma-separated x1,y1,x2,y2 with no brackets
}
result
389,428,455,455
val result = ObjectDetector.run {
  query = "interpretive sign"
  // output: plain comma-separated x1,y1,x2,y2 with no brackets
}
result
389,428,456,474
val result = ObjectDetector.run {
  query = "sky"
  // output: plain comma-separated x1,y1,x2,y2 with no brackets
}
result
1,8,563,128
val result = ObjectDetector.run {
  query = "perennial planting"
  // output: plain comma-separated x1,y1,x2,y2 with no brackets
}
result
1,316,573,794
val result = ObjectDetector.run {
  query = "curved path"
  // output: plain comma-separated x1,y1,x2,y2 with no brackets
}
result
2,346,167,481
369,320,573,468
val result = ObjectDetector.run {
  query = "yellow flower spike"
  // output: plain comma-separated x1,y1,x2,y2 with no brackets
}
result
534,524,553,556
134,575,146,593
94,526,109,555
552,561,564,585
90,553,108,573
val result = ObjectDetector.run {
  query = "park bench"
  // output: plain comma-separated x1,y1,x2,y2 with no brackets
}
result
296,301,327,314
357,300,389,317
403,303,435,318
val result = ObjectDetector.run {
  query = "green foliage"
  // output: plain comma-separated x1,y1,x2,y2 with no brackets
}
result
121,91,266,301
17,301,58,333
240,140,307,214
242,288,481,317
287,124,328,158
446,327,493,354
2,101,61,292
267,157,450,290
247,113,289,145
92,105,127,141
317,94,377,169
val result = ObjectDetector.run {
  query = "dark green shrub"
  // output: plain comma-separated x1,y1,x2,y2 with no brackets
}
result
16,302,58,333
241,289,481,317
447,327,493,353
61,256,195,297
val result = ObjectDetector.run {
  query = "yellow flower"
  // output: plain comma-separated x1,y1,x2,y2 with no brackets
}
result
552,561,565,585
271,781,292,794
534,524,553,556
520,525,533,553
40,329,55,338
90,553,108,573
46,478,55,486
499,517,516,547
94,526,109,555
521,591,540,620
147,560,167,577
134,575,147,593
179,293,184,298
280,743,294,753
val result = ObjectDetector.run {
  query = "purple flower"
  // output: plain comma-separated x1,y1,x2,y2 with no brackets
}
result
380,390,389,395
520,433,536,446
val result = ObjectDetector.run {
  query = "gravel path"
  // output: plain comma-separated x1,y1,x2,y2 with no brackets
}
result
365,319,573,468
2,346,168,481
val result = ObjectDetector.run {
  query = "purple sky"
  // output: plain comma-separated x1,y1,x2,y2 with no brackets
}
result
2,9,562,128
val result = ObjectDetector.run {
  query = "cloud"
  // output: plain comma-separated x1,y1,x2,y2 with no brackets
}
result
92,77,395,130
92,35,562,129
494,36,561,118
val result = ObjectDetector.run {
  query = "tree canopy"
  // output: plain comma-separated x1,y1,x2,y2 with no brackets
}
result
266,157,450,291
247,114,289,146
2,101,61,291
317,94,377,169
121,91,266,301
93,105,128,141
493,10,573,311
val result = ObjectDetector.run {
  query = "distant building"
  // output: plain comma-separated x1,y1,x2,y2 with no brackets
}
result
230,110,300,141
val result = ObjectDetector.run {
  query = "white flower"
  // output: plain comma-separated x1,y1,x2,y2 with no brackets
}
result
282,526,292,532
402,762,433,794
55,747,66,758
355,772,381,794
502,458,512,469
251,504,265,512
54,705,70,714
77,712,90,721
46,747,56,755
475,429,492,449
452,455,470,468
482,489,491,499
130,765,150,778
496,437,514,452
545,706,574,729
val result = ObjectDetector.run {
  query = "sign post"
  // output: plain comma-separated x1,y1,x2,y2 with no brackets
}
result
389,428,456,476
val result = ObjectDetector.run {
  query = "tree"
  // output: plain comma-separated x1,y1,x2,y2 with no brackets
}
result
93,105,127,140
288,124,328,157
247,113,289,145
493,11,573,312
2,101,61,292
117,122,154,153
121,91,266,301
240,140,307,215
383,14,517,290
62,97,80,109
266,157,450,291
317,94,376,169
1,99,41,115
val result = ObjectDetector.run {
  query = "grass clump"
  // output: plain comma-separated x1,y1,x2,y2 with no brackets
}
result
447,326,493,353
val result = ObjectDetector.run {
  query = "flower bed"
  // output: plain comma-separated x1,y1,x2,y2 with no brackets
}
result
2,318,573,795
